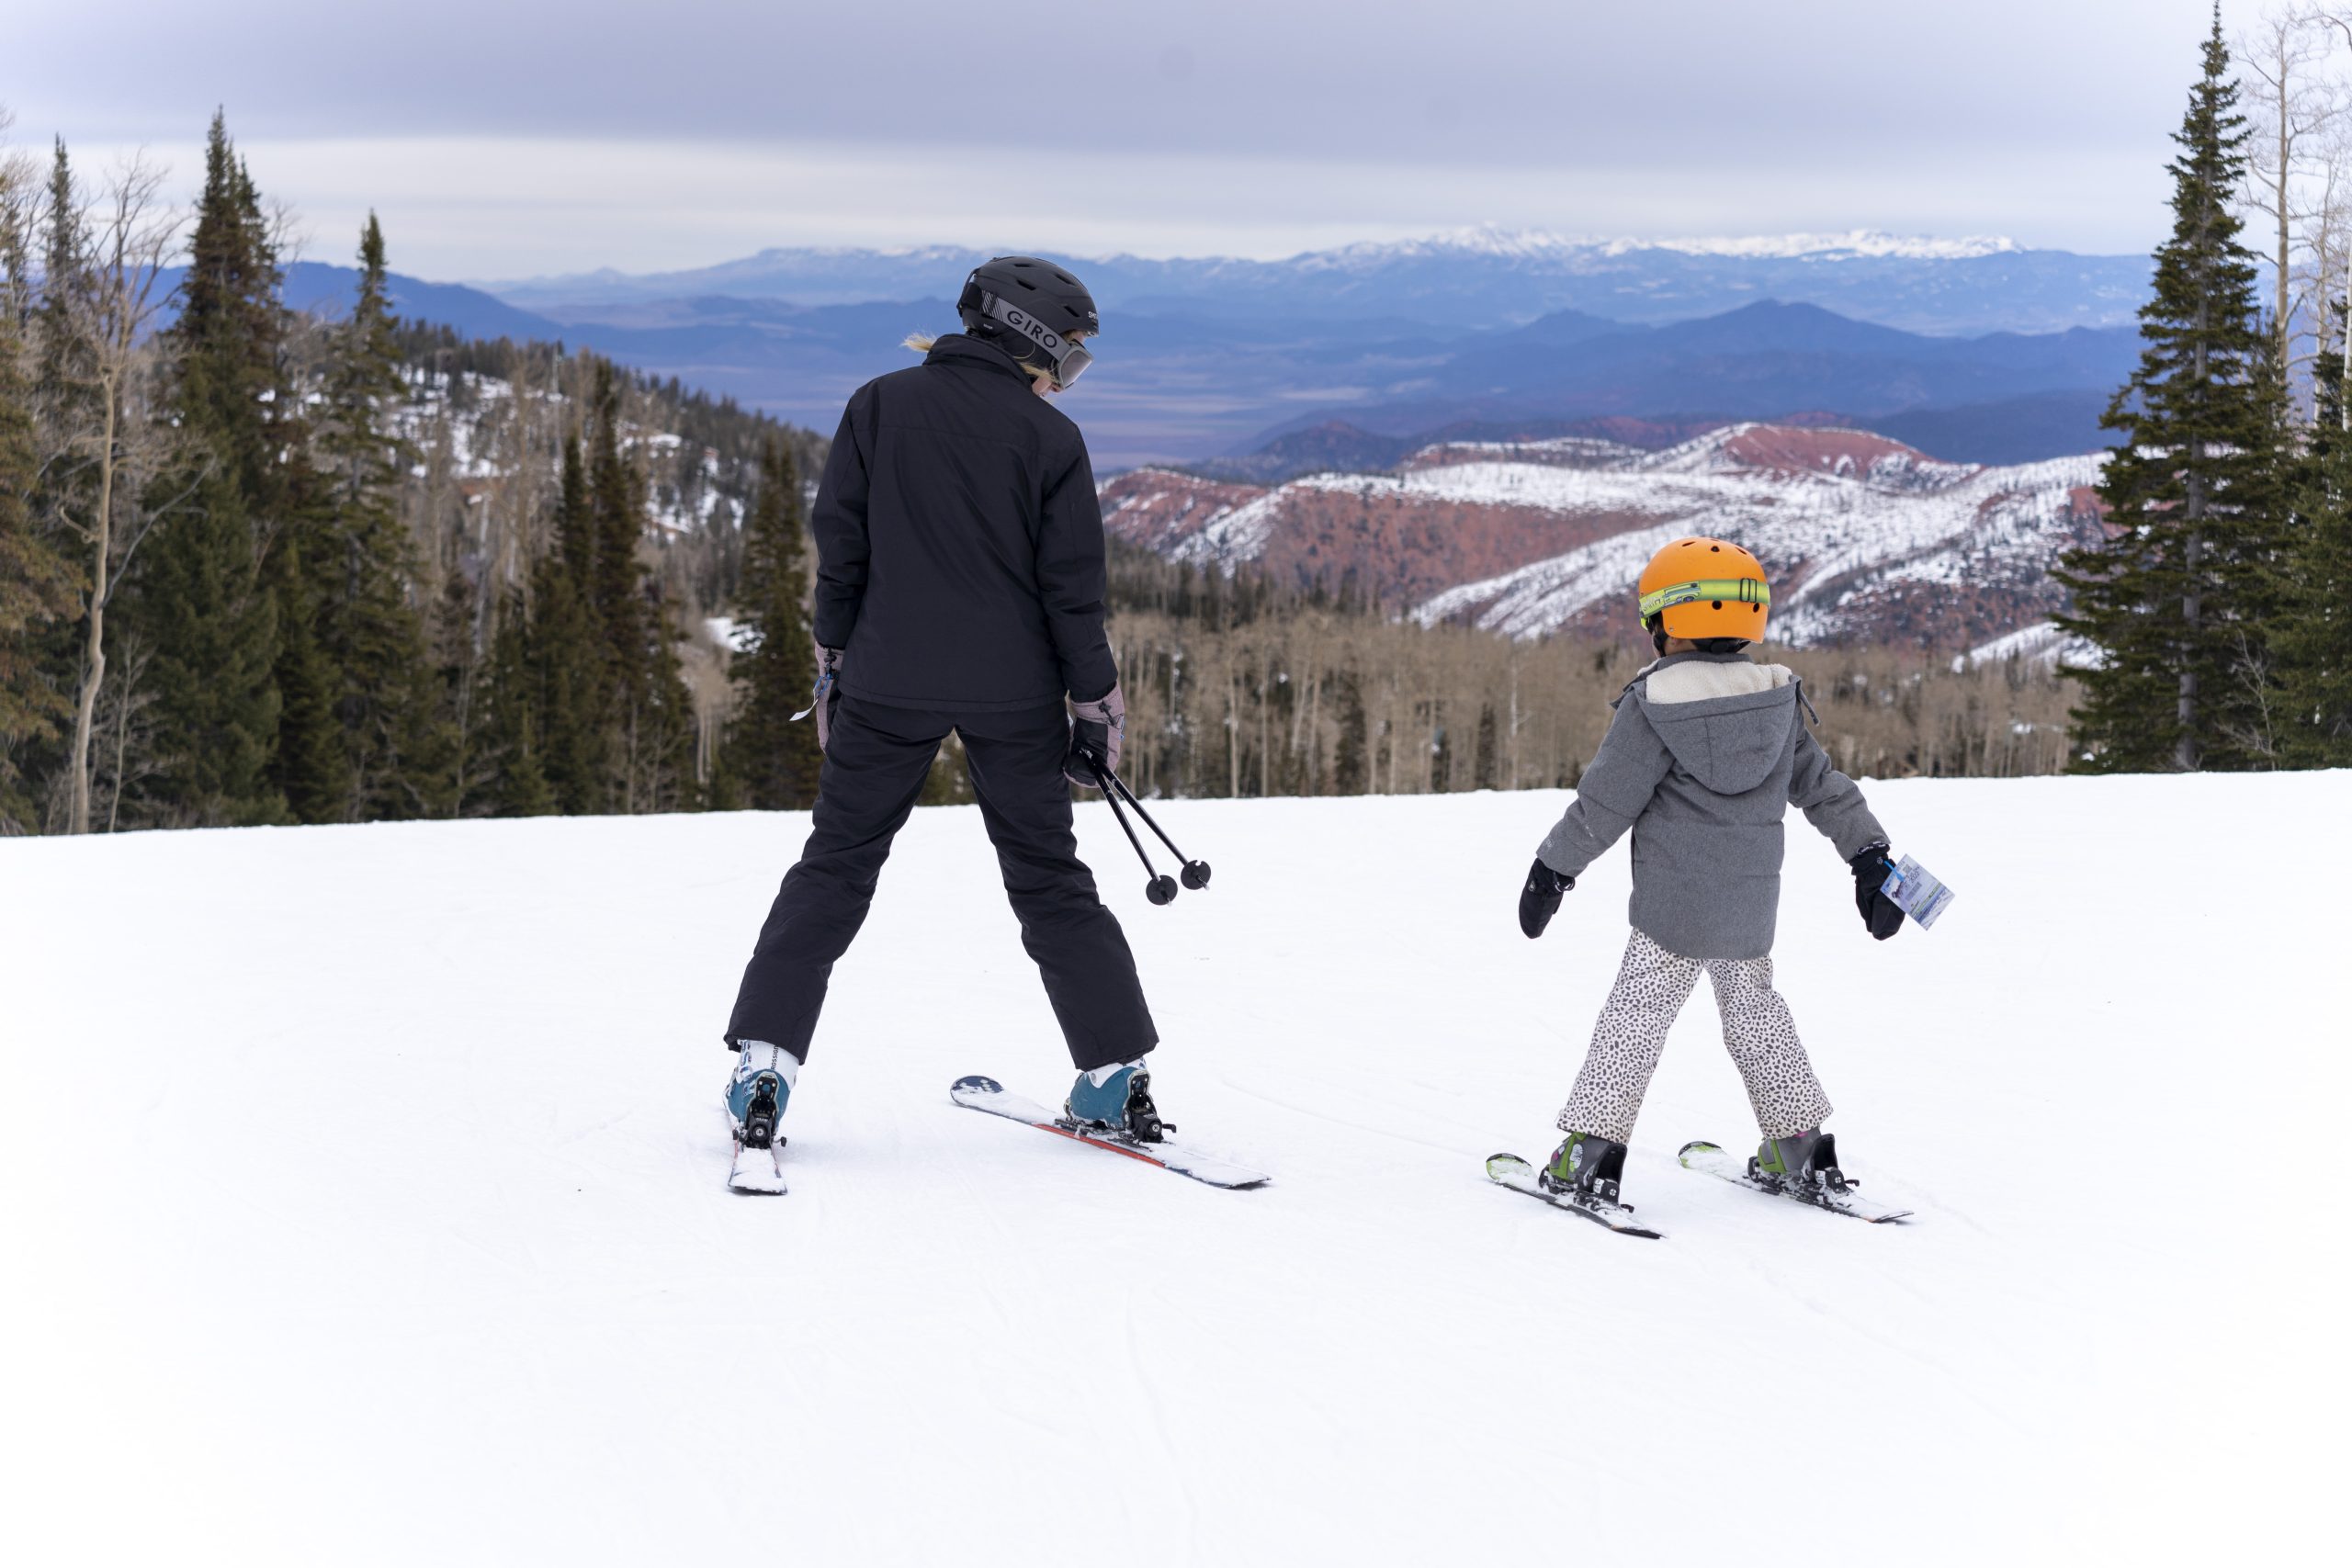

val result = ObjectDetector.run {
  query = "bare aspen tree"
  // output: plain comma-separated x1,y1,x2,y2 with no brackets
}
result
1227,667,1241,796
98,632,155,832
2313,6,2352,424
1508,653,1523,789
60,158,181,835
1258,649,1273,795
2309,116,2352,415
2245,4,2350,415
0,107,31,300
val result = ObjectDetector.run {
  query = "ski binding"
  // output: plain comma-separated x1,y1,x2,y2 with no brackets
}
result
950,1075,1270,1190
1678,1140,1910,1223
1485,1153,1663,1239
724,1086,788,1195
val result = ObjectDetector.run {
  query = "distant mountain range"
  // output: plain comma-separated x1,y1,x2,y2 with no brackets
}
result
254,230,2149,471
239,247,2129,660
1101,423,2109,655
483,228,2150,335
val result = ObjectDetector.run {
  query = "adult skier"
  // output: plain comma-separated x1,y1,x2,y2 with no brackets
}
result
721,256,1162,1176
1513,537,1905,1207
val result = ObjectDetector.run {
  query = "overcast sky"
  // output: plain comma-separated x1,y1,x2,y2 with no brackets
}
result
5,0,2277,282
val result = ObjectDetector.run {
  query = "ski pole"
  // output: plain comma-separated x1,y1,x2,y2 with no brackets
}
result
1101,767,1212,891
1092,761,1180,906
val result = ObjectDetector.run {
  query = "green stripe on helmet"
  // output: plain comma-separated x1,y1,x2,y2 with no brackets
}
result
1637,577,1771,618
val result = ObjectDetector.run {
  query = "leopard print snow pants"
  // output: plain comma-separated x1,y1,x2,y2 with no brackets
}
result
1558,929,1834,1143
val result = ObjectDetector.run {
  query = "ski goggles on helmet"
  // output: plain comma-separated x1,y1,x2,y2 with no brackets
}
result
978,291,1094,389
1637,576,1771,620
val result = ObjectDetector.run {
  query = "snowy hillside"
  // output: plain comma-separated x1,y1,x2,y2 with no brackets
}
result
6,776,2343,1563
390,364,752,541
1104,423,2107,650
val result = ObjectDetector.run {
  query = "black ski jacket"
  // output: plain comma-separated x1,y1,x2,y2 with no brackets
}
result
810,333,1118,711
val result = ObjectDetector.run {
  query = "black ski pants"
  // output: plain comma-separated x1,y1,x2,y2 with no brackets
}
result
726,696,1159,1073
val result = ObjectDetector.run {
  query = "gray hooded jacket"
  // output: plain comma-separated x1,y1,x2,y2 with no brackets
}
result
1536,650,1885,960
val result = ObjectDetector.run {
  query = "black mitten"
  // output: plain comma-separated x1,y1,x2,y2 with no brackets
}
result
1520,859,1576,940
1849,843,1905,941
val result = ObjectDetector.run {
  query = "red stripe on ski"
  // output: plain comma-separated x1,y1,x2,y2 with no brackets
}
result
1030,1120,1172,1167
949,1076,1271,1189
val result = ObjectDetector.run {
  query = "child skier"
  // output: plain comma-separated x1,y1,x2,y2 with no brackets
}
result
718,256,1164,1188
1515,536,1905,1208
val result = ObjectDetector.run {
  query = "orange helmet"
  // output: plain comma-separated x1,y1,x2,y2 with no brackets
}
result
1636,536,1770,643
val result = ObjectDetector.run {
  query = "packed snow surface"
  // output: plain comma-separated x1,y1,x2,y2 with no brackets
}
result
6,775,2345,1564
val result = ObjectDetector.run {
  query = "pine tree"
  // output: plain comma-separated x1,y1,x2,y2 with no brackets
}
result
2274,299,2352,763
1332,671,1369,795
580,362,697,813
422,569,480,817
134,115,287,825
316,212,436,818
1473,702,1499,791
529,433,608,812
266,535,355,821
628,605,702,813
0,205,82,831
32,143,97,538
2053,14,2292,772
585,364,643,671
718,437,820,807
479,592,554,816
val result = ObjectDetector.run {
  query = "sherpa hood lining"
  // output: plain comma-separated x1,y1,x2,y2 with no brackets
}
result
1634,662,1799,795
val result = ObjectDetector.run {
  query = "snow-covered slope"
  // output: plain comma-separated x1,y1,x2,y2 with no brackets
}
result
1103,423,2107,650
390,366,752,541
5,776,2344,1562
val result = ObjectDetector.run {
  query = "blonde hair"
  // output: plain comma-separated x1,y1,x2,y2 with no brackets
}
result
904,330,1075,390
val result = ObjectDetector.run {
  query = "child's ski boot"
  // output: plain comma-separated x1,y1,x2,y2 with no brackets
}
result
1064,1058,1170,1143
1540,1129,1629,1203
726,1043,796,1150
1753,1128,1849,1193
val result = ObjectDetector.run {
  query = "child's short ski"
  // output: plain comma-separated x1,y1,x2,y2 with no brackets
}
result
1485,1153,1663,1239
724,1108,787,1195
1677,1140,1910,1223
949,1076,1270,1190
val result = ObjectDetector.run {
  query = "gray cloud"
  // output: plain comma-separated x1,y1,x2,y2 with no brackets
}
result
11,0,2245,276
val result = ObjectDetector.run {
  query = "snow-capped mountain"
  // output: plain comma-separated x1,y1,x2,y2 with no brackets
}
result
484,230,2147,336
1100,423,2108,652
1294,226,2023,265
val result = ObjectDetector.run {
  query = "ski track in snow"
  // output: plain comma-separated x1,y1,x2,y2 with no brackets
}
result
4,776,2347,1563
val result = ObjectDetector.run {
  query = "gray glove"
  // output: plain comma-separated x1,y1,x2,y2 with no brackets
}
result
794,643,844,751
1065,684,1125,789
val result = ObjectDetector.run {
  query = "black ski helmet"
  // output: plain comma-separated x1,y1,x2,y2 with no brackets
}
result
957,255,1100,389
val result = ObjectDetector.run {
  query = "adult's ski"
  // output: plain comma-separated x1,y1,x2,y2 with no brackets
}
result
1677,1140,1910,1224
724,1104,787,1195
949,1076,1270,1190
1484,1153,1664,1239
